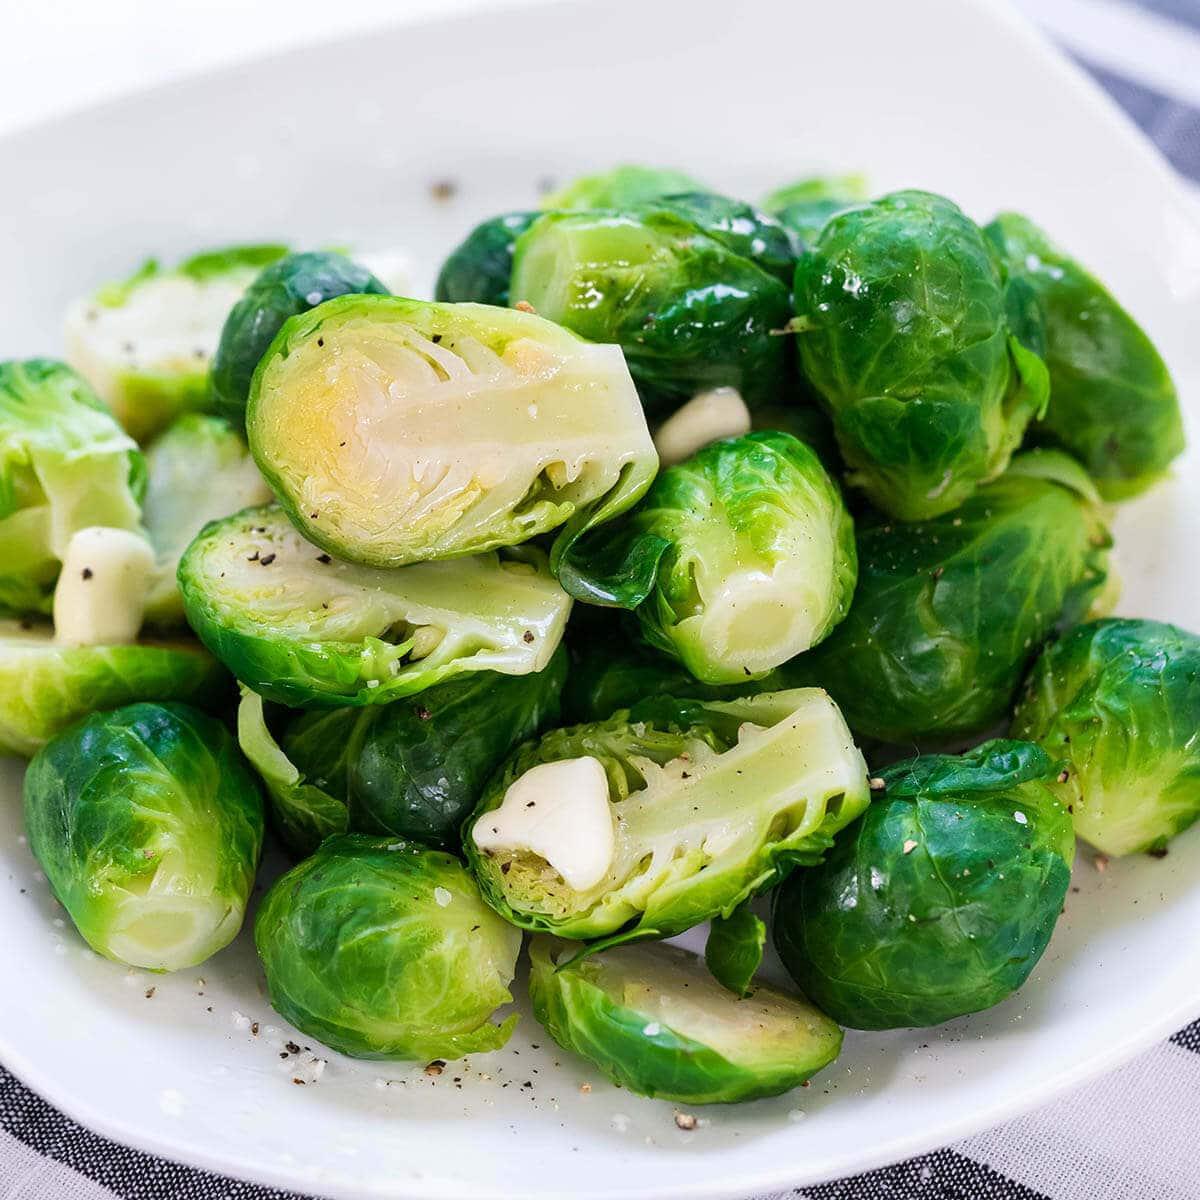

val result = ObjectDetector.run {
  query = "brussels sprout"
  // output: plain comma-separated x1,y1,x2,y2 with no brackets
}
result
797,451,1111,744
179,504,571,707
705,900,767,997
1012,618,1200,856
64,244,289,441
774,740,1073,1029
246,294,657,568
0,619,227,757
793,190,1049,520
255,833,521,1060
435,212,538,306
210,251,389,427
510,209,792,414
541,165,702,210
0,359,146,616
558,432,856,684
984,213,1184,500
23,702,263,970
761,174,868,248
237,647,567,855
528,937,841,1104
141,414,272,625
466,688,869,943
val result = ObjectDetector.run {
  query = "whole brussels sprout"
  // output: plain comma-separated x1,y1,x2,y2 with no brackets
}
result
559,432,856,684
773,739,1073,1029
0,619,227,757
64,244,289,441
0,359,146,616
761,174,868,248
237,646,567,855
797,451,1112,744
23,702,264,970
179,505,571,708
246,294,657,569
141,414,272,625
985,213,1184,500
541,164,703,210
435,212,538,306
1012,618,1200,856
465,688,869,944
793,190,1049,520
528,938,842,1104
255,833,521,1060
510,209,792,414
210,251,389,427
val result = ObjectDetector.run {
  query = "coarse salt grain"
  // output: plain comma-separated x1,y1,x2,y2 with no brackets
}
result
434,887,452,908
1013,811,1028,825
643,1022,661,1037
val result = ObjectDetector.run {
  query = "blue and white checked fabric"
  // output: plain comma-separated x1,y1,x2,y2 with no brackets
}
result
3,2,1199,1198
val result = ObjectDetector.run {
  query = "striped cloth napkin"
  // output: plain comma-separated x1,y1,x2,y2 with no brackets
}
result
2,1,1198,1198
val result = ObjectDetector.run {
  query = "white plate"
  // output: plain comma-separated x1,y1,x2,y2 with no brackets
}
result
1,0,1199,1196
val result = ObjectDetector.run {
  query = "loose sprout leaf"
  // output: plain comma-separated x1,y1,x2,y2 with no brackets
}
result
985,213,1184,500
795,450,1112,744
246,295,657,568
0,359,146,616
0,619,227,757
705,900,767,997
65,245,289,441
511,209,792,414
528,937,841,1104
541,165,703,210
141,414,273,626
210,251,389,427
559,432,856,683
255,833,521,1061
793,190,1049,520
773,739,1074,1029
434,212,538,306
178,504,571,707
1013,618,1200,856
465,687,870,942
23,702,264,971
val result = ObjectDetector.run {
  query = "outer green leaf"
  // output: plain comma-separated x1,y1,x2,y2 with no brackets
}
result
793,190,1049,520
528,937,841,1104
434,212,538,305
465,688,869,942
795,450,1112,744
1012,618,1200,856
985,212,1184,500
705,900,766,997
178,505,572,708
255,833,521,1060
761,174,869,247
23,702,263,971
773,739,1073,1029
541,165,702,210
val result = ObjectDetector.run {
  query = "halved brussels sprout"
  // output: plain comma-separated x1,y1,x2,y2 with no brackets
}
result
985,213,1184,500
255,833,521,1060
541,164,703,210
1012,618,1200,856
237,646,567,856
510,210,792,414
793,190,1049,520
528,937,842,1104
246,295,657,568
559,432,856,683
210,251,389,427
435,212,538,306
774,740,1073,1029
23,702,263,970
798,451,1112,744
64,244,288,441
465,688,869,943
178,504,571,707
0,619,227,757
141,414,272,625
761,175,868,248
0,359,146,616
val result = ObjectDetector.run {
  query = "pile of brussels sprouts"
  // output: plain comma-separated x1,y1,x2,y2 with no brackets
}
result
8,162,1199,1110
